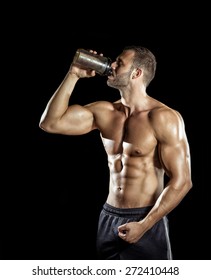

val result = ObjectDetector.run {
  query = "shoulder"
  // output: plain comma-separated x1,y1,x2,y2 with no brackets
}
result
150,105,185,142
85,99,122,113
151,105,183,124
84,100,124,130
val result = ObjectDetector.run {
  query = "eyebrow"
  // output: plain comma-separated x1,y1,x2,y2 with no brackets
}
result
116,57,124,64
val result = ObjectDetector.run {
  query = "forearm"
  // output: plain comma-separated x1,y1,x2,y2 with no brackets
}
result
140,181,192,232
40,71,79,125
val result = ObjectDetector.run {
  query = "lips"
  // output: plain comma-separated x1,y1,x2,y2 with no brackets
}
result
108,74,114,80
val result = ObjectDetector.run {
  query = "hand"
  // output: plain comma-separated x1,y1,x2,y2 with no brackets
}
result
69,64,96,79
118,222,146,243
70,49,103,79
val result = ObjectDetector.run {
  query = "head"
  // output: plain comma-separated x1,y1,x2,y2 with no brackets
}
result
122,45,157,87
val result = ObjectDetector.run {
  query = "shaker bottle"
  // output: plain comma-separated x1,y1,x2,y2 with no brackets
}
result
73,48,112,76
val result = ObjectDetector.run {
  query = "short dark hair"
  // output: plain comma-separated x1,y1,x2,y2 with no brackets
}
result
123,45,157,87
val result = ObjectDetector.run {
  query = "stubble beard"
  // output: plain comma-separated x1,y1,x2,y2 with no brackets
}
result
107,71,132,90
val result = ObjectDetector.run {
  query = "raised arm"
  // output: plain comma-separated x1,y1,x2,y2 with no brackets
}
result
39,58,97,135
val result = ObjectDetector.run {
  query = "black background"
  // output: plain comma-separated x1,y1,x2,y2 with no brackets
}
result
2,3,209,260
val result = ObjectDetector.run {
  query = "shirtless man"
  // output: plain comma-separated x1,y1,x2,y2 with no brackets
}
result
39,45,192,260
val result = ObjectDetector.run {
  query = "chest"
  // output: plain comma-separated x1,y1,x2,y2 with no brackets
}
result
101,113,157,156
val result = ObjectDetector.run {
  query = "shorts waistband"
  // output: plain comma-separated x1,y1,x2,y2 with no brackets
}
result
103,202,153,217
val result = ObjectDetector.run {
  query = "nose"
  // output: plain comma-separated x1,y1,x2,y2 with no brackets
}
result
111,61,116,70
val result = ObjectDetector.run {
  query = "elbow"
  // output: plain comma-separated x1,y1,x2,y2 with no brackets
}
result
187,178,193,192
39,110,58,133
39,119,55,133
182,177,193,195
171,176,193,195
39,119,47,131
39,123,48,132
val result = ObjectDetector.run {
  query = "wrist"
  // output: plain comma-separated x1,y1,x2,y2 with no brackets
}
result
68,71,80,79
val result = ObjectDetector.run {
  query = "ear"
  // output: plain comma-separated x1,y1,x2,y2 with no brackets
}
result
132,68,142,79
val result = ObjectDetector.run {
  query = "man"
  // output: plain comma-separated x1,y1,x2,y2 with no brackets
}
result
39,45,192,260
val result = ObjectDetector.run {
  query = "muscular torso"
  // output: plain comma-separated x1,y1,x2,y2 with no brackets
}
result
92,101,166,208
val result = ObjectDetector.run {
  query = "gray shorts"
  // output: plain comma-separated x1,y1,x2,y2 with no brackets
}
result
96,202,172,260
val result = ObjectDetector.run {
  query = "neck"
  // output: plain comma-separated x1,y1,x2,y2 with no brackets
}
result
120,88,149,113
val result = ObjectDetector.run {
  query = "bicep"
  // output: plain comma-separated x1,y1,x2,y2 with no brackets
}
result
57,104,96,135
159,139,191,185
156,113,191,186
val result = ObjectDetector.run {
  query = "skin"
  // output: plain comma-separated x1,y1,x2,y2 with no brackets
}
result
39,48,192,244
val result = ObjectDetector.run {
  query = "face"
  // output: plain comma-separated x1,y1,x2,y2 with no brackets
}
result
107,50,135,89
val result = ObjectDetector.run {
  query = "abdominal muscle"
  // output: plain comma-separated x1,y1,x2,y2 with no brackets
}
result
106,154,164,208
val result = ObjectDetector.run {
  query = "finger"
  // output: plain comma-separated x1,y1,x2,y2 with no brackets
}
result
118,223,128,230
118,229,127,237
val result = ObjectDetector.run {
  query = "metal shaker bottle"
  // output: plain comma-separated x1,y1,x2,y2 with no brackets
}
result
73,48,112,76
